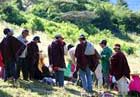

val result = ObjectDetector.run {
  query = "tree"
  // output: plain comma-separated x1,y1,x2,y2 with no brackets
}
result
117,0,128,7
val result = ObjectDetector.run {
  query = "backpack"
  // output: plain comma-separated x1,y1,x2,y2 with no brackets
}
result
84,42,95,55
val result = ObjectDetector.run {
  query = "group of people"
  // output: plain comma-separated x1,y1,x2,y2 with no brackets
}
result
0,28,43,82
48,34,131,96
0,27,139,96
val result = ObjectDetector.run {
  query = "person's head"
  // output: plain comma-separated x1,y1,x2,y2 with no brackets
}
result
78,34,86,43
67,44,74,51
22,29,29,38
99,40,107,48
113,44,121,52
55,34,64,42
33,36,41,43
3,28,14,36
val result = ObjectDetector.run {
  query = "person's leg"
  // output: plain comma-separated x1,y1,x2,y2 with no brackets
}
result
16,58,22,79
79,69,87,91
58,71,64,87
103,72,110,88
12,62,17,80
55,71,59,86
4,64,9,81
21,58,29,80
29,63,35,80
95,64,103,88
86,67,93,92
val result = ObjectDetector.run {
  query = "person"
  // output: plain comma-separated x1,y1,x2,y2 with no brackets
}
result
93,49,103,89
17,29,29,80
38,51,51,79
110,44,130,96
99,40,112,88
26,36,41,80
67,44,77,81
0,50,4,79
0,28,25,82
75,34,94,93
49,34,66,87
128,72,140,96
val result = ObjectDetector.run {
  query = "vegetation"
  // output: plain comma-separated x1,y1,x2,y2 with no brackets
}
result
0,0,140,55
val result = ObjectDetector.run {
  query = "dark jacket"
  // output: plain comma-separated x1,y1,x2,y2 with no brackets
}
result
0,36,25,65
51,40,66,68
88,49,101,72
26,41,39,65
75,42,88,70
110,51,130,80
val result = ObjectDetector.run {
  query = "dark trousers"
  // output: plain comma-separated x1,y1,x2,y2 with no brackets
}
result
17,58,28,80
55,70,64,87
4,61,17,81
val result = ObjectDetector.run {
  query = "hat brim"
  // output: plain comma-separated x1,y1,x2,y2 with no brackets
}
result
113,46,120,49
38,40,41,43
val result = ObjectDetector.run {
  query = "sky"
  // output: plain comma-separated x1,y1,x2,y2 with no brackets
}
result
110,0,140,12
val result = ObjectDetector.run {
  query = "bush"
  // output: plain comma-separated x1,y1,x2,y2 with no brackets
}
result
23,16,45,32
32,18,45,31
2,6,27,25
121,44,135,55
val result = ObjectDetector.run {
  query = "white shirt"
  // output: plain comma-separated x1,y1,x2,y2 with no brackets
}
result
68,47,76,65
17,35,28,58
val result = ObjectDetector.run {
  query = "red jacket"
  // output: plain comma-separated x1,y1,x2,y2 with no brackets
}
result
75,42,88,70
51,40,66,69
0,36,25,64
110,51,130,80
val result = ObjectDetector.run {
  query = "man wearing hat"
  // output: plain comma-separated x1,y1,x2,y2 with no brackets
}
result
75,34,94,93
110,44,130,96
26,36,41,80
99,39,112,88
0,28,25,82
17,29,29,80
49,34,66,87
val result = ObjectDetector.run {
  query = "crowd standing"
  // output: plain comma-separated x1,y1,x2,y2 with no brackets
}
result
0,28,140,97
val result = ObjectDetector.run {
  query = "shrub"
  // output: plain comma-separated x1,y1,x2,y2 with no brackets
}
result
2,6,27,25
121,44,135,55
32,18,45,31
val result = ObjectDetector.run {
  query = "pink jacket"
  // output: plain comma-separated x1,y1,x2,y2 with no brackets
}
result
129,75,140,93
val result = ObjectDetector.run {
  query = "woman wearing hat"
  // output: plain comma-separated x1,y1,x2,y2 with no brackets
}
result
110,44,130,96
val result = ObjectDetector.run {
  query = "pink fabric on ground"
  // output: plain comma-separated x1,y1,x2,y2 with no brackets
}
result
129,75,140,93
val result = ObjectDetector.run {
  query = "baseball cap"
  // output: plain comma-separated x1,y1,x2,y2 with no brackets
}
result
33,36,41,43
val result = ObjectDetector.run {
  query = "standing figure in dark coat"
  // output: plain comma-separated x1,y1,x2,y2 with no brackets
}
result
26,36,41,80
49,34,66,87
75,34,93,93
0,28,25,81
110,44,130,96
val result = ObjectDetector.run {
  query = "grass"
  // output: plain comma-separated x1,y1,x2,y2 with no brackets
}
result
0,79,120,97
